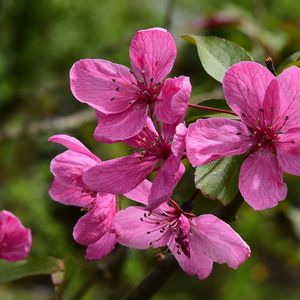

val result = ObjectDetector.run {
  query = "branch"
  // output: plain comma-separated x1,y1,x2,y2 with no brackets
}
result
0,109,95,142
122,194,244,300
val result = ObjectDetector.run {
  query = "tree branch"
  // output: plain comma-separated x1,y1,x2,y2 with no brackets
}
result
122,194,244,300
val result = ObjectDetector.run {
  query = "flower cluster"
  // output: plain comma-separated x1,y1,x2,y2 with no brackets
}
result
49,27,300,280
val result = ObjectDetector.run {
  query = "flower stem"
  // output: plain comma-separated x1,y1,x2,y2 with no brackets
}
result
188,103,237,116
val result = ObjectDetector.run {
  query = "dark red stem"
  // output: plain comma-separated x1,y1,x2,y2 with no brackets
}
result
188,103,237,116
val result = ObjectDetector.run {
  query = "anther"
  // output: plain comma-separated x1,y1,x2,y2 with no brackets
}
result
258,143,262,147
260,108,264,112
291,140,296,144
110,97,116,101
112,79,116,83
115,87,120,91
146,231,151,234
140,217,143,221
242,113,246,117
236,132,241,135
150,78,154,83
130,70,134,74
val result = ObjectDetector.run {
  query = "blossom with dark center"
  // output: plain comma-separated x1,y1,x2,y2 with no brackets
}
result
70,28,191,141
112,180,250,280
0,210,32,262
83,118,187,209
186,62,300,210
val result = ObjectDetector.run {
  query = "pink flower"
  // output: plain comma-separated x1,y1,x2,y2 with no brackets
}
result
83,119,187,209
112,181,250,280
70,28,191,141
0,210,32,262
186,62,300,210
49,134,117,260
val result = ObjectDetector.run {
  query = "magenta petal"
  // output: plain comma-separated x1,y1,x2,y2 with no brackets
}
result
191,214,250,269
155,76,191,124
48,134,100,162
276,128,300,175
223,62,274,127
239,150,287,210
169,235,213,280
85,231,117,260
124,180,152,205
112,207,172,249
147,157,185,210
265,67,300,131
94,101,148,142
83,153,157,194
73,194,116,245
49,179,94,207
171,123,187,158
186,118,252,167
50,150,98,186
70,59,137,114
0,210,32,262
129,28,176,85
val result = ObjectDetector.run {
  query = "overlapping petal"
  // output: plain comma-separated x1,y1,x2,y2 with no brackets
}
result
155,76,191,124
94,101,148,142
0,210,32,262
186,118,252,167
129,28,176,85
83,153,157,194
191,214,250,269
70,59,137,114
223,61,274,127
239,150,287,210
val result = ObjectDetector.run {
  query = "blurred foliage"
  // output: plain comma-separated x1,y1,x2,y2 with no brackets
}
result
0,0,300,299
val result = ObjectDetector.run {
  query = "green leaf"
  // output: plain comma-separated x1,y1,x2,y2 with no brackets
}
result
186,99,238,125
195,156,243,205
278,51,300,73
0,256,63,284
182,35,253,82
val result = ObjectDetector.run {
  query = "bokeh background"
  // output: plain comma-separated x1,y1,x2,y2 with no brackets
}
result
1,0,300,299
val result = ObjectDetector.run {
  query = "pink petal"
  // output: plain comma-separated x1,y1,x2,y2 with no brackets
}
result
70,59,137,114
223,62,274,127
129,28,176,85
0,210,32,262
49,179,94,207
263,67,300,131
147,157,185,210
124,180,152,205
94,101,148,142
50,150,98,186
171,123,187,158
73,194,116,245
85,231,117,260
112,207,172,249
169,234,213,280
48,134,100,162
239,150,287,210
276,128,300,175
186,118,252,167
155,76,191,124
191,214,250,269
83,153,157,194
122,117,158,148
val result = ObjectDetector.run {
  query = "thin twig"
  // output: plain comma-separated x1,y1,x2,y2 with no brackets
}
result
122,195,244,300
163,0,176,29
188,103,237,116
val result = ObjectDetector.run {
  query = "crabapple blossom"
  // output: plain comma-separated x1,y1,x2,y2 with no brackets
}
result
70,28,191,141
186,62,300,210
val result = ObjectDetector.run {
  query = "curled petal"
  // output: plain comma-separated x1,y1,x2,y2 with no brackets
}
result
124,180,152,205
155,76,191,124
130,28,176,85
223,61,274,127
48,134,100,162
85,231,117,260
73,194,117,245
186,118,252,167
239,150,287,210
171,123,187,158
83,153,157,194
70,59,137,114
191,214,250,269
94,101,148,142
